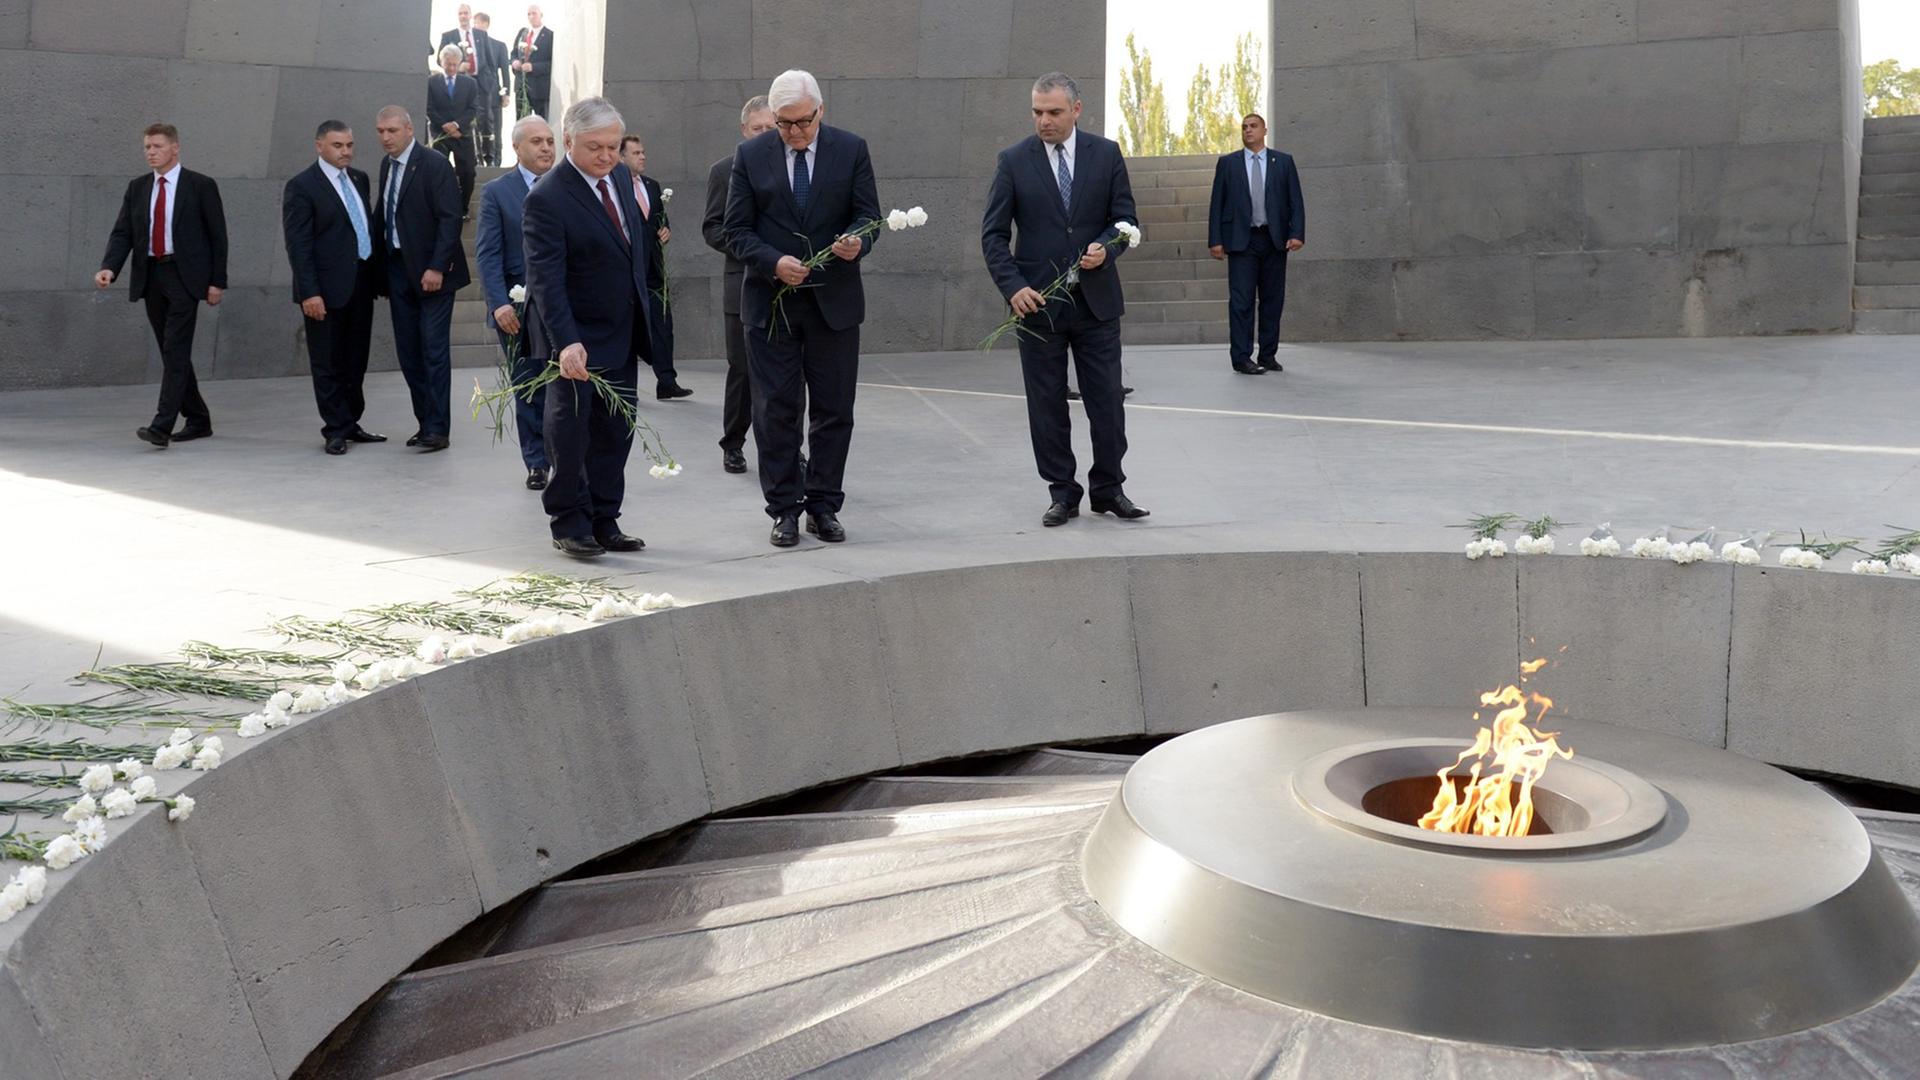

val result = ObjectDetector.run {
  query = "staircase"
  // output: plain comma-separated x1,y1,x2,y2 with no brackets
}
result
1124,153,1230,346
450,165,513,369
1855,115,1920,335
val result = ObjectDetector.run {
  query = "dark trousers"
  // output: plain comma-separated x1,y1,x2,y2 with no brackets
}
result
1017,294,1127,506
719,308,751,451
1227,231,1288,365
529,90,550,121
645,286,677,385
386,256,456,438
473,103,496,167
142,261,209,431
745,294,858,518
496,329,548,471
303,261,377,441
542,362,636,540
443,137,476,215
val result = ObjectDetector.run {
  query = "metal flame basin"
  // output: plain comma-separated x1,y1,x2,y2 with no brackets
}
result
1081,708,1920,1051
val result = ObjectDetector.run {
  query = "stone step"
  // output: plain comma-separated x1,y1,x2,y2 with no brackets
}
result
1127,239,1219,262
1854,284,1920,310
1135,203,1213,225
1141,219,1210,243
1860,193,1920,217
1124,257,1227,282
1859,215,1920,239
1854,260,1920,286
1858,237,1920,261
451,343,498,370
1129,168,1215,189
1122,319,1230,345
1126,153,1220,172
1865,131,1920,156
1130,277,1229,303
1867,115,1920,137
1862,171,1920,196
1853,309,1920,334
1863,152,1920,175
1126,298,1226,324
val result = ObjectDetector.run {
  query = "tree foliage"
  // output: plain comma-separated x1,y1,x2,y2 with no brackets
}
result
1864,58,1920,118
1117,32,1265,157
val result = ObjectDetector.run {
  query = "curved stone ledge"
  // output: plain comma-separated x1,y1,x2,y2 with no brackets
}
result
2,550,1916,1076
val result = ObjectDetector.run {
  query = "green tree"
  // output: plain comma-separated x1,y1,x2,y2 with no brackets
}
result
1116,32,1174,157
1864,58,1920,118
1117,32,1265,157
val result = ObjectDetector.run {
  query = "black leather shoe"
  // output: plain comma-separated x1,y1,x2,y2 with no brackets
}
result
1232,362,1266,375
1090,494,1150,519
136,426,170,448
1122,386,1135,397
416,434,450,452
1258,357,1283,372
171,425,212,442
404,432,423,447
722,448,747,474
324,438,348,455
347,426,388,443
552,536,605,558
656,382,692,400
594,532,645,552
1042,502,1080,527
525,468,548,490
770,513,800,547
805,511,846,543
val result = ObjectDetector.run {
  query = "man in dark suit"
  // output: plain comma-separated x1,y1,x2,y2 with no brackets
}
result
427,44,482,217
522,97,654,558
982,72,1148,528
283,120,385,455
472,12,509,166
95,123,229,448
371,105,471,452
438,5,496,167
1208,113,1305,375
620,134,690,401
703,95,776,474
724,69,881,548
477,114,555,490
510,7,554,120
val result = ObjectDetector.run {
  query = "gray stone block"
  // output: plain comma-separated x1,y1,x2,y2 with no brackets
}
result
694,0,755,78
1743,0,1842,33
1682,142,1848,249
68,175,135,288
751,0,920,78
1274,0,1417,69
1694,243,1853,335
316,0,429,75
1633,0,1736,41
873,177,987,269
0,51,169,176
178,681,482,1074
672,582,901,809
0,969,57,1080
1729,567,1920,787
266,69,430,180
1739,31,1847,145
211,177,292,290
164,61,281,179
1533,250,1689,338
413,620,710,908
1131,552,1364,733
0,2,26,49
823,79,968,180
1399,38,1739,159
1410,155,1582,256
941,275,1017,350
1580,149,1682,250
207,287,306,380
1268,63,1400,167
1391,255,1536,338
1413,0,1633,58
960,78,1045,175
606,0,702,80
1278,257,1397,341
880,560,1143,761
1518,555,1731,746
1008,0,1105,79
183,0,320,67
1297,163,1411,259
0,291,154,391
0,177,74,293
1359,552,1520,708
920,0,1014,78
862,273,950,353
31,0,190,57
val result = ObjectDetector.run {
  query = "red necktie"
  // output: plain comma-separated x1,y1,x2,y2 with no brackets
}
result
633,177,649,220
151,176,167,257
463,29,475,72
597,179,628,247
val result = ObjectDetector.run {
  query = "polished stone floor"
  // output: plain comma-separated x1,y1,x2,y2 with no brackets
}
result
3,334,1918,697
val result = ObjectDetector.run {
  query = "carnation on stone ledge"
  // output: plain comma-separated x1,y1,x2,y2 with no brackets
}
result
152,742,192,771
1514,534,1555,555
100,788,138,819
1894,553,1920,576
129,776,158,800
1851,559,1891,575
80,764,114,795
1579,536,1621,557
168,795,195,822
1777,547,1824,570
447,636,482,659
291,686,330,714
43,834,85,871
1629,536,1672,559
1464,538,1508,560
191,736,223,771
1669,541,1715,565
1720,542,1762,566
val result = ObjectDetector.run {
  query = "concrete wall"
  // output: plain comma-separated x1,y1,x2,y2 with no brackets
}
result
2,548,1917,1076
1271,0,1865,340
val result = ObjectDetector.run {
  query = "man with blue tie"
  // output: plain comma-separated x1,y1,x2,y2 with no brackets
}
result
428,44,483,218
1207,113,1305,375
476,114,555,489
372,105,471,452
282,120,386,455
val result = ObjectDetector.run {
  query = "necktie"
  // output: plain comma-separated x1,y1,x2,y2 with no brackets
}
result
792,148,810,214
597,178,628,247
150,176,167,257
339,171,371,260
463,30,474,72
634,177,650,220
446,76,455,97
386,160,400,248
1055,144,1072,216
1250,153,1267,229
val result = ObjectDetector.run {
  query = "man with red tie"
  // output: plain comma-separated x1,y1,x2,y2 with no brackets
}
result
95,123,229,449
619,134,688,400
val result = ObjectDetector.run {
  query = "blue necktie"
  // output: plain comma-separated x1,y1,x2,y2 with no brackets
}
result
1250,153,1267,229
1055,144,1072,216
792,148,810,214
446,76,455,98
385,160,400,248
338,171,371,260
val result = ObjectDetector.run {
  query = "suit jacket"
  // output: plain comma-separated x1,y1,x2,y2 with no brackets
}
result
101,168,228,301
1207,148,1305,253
521,156,653,369
635,173,669,292
426,72,481,141
282,162,376,309
512,26,553,95
437,26,491,80
476,168,534,328
702,154,744,316
723,126,881,332
374,145,471,296
982,130,1137,323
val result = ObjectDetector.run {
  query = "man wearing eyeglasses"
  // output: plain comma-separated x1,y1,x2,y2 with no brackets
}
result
723,69,881,549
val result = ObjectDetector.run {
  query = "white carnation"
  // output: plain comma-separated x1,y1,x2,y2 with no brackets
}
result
191,738,223,771
642,592,676,610
100,788,138,819
1669,541,1714,565
168,795,195,822
74,817,107,853
237,713,269,738
354,662,390,691
447,636,481,659
1778,547,1824,570
79,764,114,795
1852,559,1891,575
168,727,195,747
1464,538,1508,560
1720,542,1761,566
1514,534,1555,555
886,208,910,231
129,776,158,800
331,660,358,683
509,283,527,303
1894,553,1920,575
43,834,85,870
15,865,46,904
587,595,637,622
62,795,98,824
1629,537,1671,559
114,758,144,781
1578,536,1620,557
906,205,928,227
661,187,673,202
152,742,191,770
269,690,294,712
416,636,449,664
323,681,354,705
0,883,27,922
503,617,563,643
262,702,292,729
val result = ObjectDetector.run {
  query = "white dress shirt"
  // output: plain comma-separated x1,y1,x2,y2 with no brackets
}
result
316,157,369,220
382,141,415,248
1244,147,1269,228
148,162,182,256
1048,129,1077,197
784,136,820,190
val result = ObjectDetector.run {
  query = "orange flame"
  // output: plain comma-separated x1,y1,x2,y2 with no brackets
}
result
1417,663,1572,837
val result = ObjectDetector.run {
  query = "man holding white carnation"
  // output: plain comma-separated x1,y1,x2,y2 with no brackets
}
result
476,113,557,490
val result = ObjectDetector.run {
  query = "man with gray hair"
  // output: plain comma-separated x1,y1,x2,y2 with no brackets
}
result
373,105,470,451
522,97,657,557
427,43,482,216
703,95,777,474
476,113,555,489
724,70,881,547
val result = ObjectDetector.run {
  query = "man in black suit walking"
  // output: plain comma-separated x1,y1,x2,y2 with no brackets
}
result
471,12,509,166
522,97,655,558
620,134,690,401
724,69,881,548
703,95,776,475
371,105,471,452
982,72,1148,528
1208,113,1305,375
510,6,554,120
282,120,386,455
96,123,229,449
428,44,482,217
438,5,495,167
